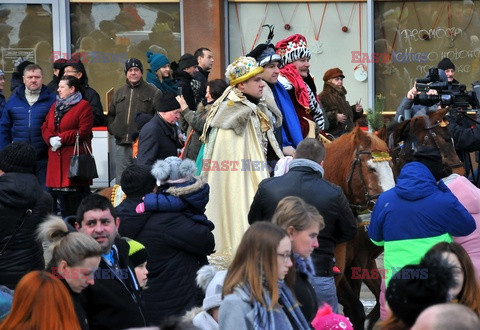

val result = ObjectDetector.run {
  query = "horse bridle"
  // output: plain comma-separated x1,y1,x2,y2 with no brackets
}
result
346,148,381,212
389,115,464,170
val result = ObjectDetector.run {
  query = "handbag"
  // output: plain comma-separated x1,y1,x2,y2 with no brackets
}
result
68,132,98,180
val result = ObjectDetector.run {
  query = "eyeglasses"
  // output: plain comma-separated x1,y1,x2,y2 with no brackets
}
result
277,253,292,263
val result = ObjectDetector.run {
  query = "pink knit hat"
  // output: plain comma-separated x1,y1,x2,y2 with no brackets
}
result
311,303,353,330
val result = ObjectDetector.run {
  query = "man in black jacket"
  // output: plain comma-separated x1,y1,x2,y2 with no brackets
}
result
74,194,146,329
248,138,357,313
192,47,213,106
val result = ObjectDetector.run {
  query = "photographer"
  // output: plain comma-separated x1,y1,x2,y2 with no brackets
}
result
394,77,444,123
438,57,459,84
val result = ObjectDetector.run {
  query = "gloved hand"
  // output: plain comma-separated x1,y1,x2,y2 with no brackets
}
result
49,136,62,151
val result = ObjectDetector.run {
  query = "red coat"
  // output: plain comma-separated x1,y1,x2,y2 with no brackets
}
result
42,99,93,188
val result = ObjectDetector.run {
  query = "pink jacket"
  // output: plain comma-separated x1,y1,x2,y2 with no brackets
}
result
446,175,480,282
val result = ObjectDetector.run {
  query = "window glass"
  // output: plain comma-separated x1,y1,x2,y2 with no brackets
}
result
70,3,181,108
0,4,53,97
374,1,480,111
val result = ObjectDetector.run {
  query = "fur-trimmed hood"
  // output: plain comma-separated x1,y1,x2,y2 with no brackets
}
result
162,176,210,212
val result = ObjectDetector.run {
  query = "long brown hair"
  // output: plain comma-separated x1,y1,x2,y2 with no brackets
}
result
425,242,480,314
222,222,288,308
0,271,81,330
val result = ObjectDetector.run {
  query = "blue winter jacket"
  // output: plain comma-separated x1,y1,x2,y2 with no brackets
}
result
369,161,476,285
0,85,55,160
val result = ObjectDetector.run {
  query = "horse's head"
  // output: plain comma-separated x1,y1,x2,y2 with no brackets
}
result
324,126,395,211
387,108,464,177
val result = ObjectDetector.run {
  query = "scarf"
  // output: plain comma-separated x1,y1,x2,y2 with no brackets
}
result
289,158,324,177
239,281,310,330
146,70,178,94
54,91,82,130
25,87,41,106
279,64,326,130
293,253,316,279
279,64,310,109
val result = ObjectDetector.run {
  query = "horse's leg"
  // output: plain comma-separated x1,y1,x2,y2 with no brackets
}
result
338,265,366,330
334,242,347,286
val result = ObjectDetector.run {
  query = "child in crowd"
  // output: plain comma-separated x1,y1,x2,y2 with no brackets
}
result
126,238,149,288
191,265,227,330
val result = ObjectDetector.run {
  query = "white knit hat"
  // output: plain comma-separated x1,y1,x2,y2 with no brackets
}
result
196,265,227,311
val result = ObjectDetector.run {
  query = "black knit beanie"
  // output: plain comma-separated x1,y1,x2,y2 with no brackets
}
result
124,58,144,74
178,53,198,71
437,57,455,71
127,239,149,267
386,254,456,327
0,142,36,173
121,164,156,198
413,146,443,181
157,91,181,112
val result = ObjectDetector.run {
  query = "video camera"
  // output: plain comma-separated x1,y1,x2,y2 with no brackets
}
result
413,68,480,110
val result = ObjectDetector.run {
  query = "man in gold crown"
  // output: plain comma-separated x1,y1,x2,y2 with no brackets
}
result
199,56,283,267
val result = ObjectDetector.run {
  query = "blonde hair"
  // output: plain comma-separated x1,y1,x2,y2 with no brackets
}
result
37,215,102,271
272,196,325,232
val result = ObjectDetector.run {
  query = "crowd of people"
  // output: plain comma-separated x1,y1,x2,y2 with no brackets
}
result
0,30,480,330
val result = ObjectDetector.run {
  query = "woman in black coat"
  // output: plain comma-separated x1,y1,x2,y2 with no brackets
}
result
117,157,215,324
272,196,325,322
0,142,53,290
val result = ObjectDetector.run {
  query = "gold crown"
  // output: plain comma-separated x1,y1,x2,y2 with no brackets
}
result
225,56,264,86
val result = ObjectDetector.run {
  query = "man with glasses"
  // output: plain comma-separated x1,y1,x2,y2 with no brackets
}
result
0,63,55,189
59,55,105,127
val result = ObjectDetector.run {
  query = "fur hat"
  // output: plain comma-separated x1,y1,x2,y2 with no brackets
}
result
121,164,156,197
312,303,353,330
386,253,456,327
196,265,227,311
151,156,197,186
438,57,455,71
146,50,170,73
323,68,345,82
124,58,143,74
225,56,264,86
275,34,311,66
126,239,149,267
0,142,36,173
246,43,282,67
157,91,181,112
178,53,198,71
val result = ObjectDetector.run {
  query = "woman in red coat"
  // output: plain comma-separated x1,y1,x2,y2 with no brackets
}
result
42,75,93,217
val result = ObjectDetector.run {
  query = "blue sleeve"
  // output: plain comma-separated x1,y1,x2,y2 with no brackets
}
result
369,198,385,246
0,103,12,149
143,192,188,212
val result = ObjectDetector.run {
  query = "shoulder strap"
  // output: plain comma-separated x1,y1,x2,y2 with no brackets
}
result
0,209,32,256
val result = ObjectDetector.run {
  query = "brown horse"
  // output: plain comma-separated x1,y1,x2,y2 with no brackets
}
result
377,108,465,178
323,126,395,330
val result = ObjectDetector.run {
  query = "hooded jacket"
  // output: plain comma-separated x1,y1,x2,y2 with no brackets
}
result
446,175,480,283
117,178,215,324
369,161,476,285
0,172,53,289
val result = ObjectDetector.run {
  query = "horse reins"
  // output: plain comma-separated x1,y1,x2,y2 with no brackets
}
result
346,148,381,211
